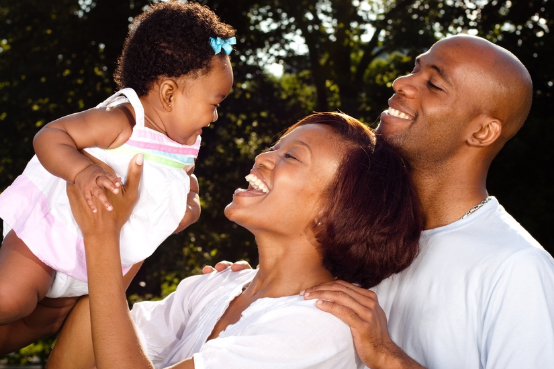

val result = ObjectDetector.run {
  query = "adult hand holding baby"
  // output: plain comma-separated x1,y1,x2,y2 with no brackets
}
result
67,154,143,238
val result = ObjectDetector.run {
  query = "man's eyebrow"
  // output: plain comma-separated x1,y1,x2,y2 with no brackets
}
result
430,64,453,87
416,57,453,87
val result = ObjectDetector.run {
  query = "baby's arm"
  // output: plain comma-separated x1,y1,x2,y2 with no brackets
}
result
33,105,134,212
173,171,201,234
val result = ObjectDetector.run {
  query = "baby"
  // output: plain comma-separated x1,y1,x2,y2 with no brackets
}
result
0,1,235,325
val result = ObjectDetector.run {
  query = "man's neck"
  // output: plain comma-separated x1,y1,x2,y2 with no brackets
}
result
411,159,489,230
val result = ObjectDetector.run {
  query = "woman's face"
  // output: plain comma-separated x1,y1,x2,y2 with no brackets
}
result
225,124,343,237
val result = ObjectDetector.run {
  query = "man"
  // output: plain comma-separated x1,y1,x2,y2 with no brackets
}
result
216,35,554,368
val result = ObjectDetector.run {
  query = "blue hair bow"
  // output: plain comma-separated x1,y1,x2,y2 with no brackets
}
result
210,37,236,55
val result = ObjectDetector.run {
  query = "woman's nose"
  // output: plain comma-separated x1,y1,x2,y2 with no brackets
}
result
254,151,276,170
392,75,417,99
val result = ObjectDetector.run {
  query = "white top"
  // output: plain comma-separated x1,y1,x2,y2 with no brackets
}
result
372,197,554,368
131,269,362,369
0,88,195,298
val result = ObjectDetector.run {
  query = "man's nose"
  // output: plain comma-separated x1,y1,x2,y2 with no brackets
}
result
392,75,417,99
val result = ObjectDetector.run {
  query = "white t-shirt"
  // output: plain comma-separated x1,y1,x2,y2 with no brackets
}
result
372,197,554,368
131,269,362,369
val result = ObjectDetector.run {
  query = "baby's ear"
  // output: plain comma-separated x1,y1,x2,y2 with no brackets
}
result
158,78,179,111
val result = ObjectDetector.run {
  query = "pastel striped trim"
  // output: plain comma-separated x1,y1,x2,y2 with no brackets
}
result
126,140,199,156
108,146,193,169
132,127,201,149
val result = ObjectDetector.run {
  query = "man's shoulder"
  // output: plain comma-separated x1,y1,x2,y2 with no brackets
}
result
425,197,544,256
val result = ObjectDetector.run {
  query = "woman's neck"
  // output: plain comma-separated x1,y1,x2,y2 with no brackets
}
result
206,233,333,342
243,234,334,299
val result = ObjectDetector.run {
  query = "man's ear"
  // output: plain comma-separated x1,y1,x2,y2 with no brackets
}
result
158,78,178,111
468,117,502,147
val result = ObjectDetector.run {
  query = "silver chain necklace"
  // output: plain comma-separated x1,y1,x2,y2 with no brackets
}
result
461,196,492,220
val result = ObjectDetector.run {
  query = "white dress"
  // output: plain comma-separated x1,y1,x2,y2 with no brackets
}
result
131,269,363,369
0,88,198,297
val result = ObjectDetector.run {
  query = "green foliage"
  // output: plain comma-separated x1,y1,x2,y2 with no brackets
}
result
0,0,552,364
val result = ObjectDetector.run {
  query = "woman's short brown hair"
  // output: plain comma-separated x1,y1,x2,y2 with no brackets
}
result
284,112,423,288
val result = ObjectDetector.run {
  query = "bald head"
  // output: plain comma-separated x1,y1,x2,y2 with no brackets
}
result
436,35,533,141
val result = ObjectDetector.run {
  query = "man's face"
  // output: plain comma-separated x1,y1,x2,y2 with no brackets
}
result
376,38,486,166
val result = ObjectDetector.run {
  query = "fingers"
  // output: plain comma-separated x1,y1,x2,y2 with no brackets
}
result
230,260,252,272
214,261,233,272
96,174,121,194
123,154,143,201
202,265,216,274
92,187,113,212
202,260,253,274
302,281,378,318
315,299,364,327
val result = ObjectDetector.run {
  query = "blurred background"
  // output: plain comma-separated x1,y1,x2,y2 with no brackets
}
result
0,0,552,365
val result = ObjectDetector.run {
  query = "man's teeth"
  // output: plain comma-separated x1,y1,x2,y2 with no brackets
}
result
388,108,411,119
245,174,269,193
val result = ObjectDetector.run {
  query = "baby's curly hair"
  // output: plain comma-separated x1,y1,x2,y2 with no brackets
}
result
114,1,236,96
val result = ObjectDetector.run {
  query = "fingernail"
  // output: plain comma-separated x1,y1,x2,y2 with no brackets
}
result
93,209,97,213
316,299,323,305
107,206,113,211
304,292,310,297
299,290,305,296
115,182,121,187
136,154,144,166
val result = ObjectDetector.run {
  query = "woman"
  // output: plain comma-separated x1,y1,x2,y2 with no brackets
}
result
49,112,422,368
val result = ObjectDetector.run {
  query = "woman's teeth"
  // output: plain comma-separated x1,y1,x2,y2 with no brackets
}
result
245,174,269,193
387,108,411,119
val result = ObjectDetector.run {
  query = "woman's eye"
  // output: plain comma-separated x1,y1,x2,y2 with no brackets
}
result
284,153,297,160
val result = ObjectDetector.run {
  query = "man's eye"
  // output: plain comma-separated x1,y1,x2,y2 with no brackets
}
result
427,81,442,91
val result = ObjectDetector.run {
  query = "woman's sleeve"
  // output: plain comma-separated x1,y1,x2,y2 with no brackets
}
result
193,300,362,369
130,274,205,368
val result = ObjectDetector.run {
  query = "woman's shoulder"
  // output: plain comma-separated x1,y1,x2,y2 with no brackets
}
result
202,294,362,368
234,294,354,343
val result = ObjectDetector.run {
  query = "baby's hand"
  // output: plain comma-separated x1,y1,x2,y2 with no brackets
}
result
74,164,122,212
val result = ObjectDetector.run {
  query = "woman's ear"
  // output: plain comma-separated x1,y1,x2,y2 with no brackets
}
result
467,118,502,147
158,78,178,112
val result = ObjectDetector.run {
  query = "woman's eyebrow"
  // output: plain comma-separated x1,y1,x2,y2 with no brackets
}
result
290,139,312,154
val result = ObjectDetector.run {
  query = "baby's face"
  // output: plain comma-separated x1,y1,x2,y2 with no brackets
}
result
167,56,233,145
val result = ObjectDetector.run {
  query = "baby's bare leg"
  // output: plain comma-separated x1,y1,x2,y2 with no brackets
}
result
0,230,55,324
0,295,78,355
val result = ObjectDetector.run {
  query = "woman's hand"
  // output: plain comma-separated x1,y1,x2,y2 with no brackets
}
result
301,281,425,369
67,154,143,238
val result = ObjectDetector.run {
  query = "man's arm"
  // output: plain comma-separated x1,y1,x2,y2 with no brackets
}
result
302,281,426,369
